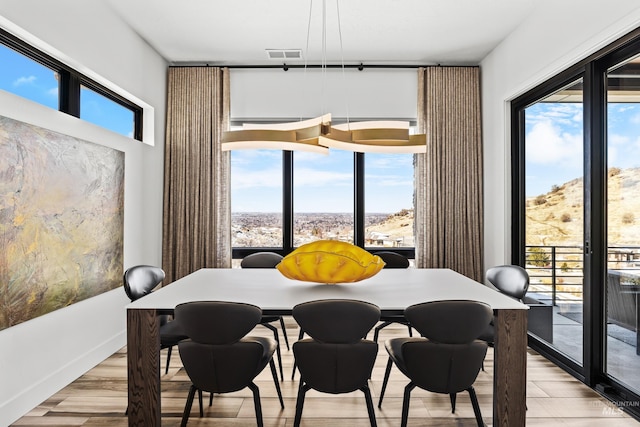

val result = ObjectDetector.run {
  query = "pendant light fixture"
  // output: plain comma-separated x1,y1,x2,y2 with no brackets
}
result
221,0,426,154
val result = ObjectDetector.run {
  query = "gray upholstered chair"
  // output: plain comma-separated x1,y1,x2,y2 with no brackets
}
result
240,251,289,380
371,251,413,342
292,299,380,427
378,300,492,427
175,301,284,427
123,265,187,375
478,264,529,343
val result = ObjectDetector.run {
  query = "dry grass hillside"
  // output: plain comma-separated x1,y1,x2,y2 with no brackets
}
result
526,167,640,246
366,209,415,246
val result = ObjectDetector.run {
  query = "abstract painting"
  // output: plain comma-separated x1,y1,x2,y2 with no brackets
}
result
0,115,124,330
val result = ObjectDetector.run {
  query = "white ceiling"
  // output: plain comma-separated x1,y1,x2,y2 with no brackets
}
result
106,0,535,66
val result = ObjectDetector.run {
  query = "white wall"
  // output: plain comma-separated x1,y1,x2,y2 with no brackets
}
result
481,0,640,270
0,1,167,424
231,68,418,121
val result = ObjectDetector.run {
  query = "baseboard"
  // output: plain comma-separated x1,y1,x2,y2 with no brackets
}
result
0,330,126,426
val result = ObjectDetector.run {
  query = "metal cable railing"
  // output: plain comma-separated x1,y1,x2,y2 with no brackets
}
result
525,245,640,306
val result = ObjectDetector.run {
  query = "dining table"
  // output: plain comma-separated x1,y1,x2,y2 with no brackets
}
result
126,267,528,426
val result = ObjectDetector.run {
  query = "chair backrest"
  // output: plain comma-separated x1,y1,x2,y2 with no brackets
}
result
240,252,283,268
401,300,492,394
374,251,410,269
123,265,165,301
176,301,262,344
486,265,530,301
405,300,493,343
175,301,266,393
292,299,380,394
293,299,380,343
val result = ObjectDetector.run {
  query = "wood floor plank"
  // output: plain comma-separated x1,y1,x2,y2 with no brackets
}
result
10,320,640,426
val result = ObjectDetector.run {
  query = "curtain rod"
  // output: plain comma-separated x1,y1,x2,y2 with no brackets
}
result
169,63,479,70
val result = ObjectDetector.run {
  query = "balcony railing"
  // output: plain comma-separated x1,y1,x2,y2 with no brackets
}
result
525,245,640,306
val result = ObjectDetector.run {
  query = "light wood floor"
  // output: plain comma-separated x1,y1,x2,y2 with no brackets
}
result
12,319,640,426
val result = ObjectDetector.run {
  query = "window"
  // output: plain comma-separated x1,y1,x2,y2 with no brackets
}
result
0,29,142,140
365,152,415,248
80,85,135,138
0,43,59,110
231,149,283,248
230,127,417,260
293,149,354,245
511,27,640,418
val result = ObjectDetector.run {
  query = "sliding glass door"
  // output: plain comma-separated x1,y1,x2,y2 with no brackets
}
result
523,80,584,363
512,28,640,416
605,54,640,394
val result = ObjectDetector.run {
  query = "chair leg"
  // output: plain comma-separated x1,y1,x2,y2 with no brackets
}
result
165,346,172,375
269,359,285,409
293,381,310,427
209,392,213,406
467,386,485,427
361,385,378,427
291,328,305,380
248,382,264,427
401,382,416,427
373,321,392,343
378,356,394,408
262,323,283,381
279,316,290,350
197,389,203,417
181,385,197,427
449,393,456,413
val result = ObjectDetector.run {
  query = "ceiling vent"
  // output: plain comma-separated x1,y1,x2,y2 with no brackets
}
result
266,49,303,60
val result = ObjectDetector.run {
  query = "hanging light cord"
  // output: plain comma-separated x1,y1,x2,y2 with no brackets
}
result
301,0,314,122
321,0,327,117
336,0,350,128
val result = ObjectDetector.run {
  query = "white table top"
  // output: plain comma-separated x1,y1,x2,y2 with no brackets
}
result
127,268,528,313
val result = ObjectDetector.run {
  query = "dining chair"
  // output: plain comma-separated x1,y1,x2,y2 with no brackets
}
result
378,300,493,427
478,264,530,344
292,299,380,427
175,301,284,427
291,251,409,380
240,251,289,381
123,265,187,375
371,251,413,342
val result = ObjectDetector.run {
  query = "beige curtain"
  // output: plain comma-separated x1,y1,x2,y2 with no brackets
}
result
162,67,231,283
414,66,484,281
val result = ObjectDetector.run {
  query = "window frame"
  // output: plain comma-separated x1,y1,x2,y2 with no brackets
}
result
510,25,640,420
231,149,416,260
0,28,143,140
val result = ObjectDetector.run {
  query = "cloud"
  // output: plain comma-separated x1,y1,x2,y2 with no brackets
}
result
366,154,413,170
230,149,281,167
617,105,635,113
231,166,282,190
365,172,412,187
525,120,582,167
47,87,59,97
609,133,630,146
294,167,353,187
526,103,583,128
13,75,36,86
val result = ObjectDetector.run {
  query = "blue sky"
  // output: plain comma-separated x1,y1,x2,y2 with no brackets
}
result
525,101,640,197
231,149,414,213
0,44,134,138
2,43,414,215
12,41,639,211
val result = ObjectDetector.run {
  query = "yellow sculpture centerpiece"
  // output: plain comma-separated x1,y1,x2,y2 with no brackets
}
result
276,240,385,284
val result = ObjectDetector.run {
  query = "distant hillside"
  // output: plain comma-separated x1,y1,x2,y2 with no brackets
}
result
366,209,414,246
526,167,640,246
